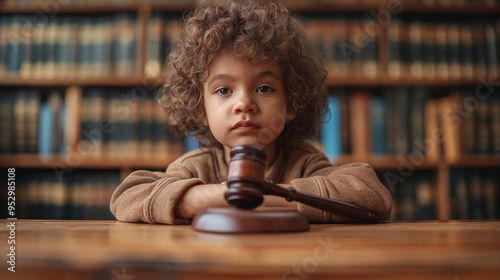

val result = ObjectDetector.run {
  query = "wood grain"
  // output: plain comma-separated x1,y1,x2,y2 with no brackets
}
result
1,220,499,279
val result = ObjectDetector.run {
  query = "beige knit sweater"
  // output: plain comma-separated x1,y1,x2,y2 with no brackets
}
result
110,141,392,224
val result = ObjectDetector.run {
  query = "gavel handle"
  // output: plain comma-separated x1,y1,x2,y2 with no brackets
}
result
263,180,380,223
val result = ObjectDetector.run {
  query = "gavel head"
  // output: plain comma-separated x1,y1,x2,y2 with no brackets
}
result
225,145,267,209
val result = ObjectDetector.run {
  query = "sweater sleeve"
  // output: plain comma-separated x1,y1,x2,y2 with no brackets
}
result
109,170,204,224
289,154,392,223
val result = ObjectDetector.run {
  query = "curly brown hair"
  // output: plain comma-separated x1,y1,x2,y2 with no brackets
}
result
158,0,329,149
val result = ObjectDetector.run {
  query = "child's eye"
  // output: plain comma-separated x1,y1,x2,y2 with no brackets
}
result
215,87,231,95
257,86,273,93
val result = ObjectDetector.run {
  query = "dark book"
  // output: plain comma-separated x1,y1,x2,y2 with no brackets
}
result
145,12,165,78
393,87,410,154
469,170,484,219
483,169,498,219
383,88,395,154
421,21,436,80
472,20,487,77
0,93,15,153
461,89,477,154
399,180,417,220
435,21,449,80
447,22,461,80
453,169,469,220
331,16,348,79
410,87,429,155
476,99,491,153
459,23,474,80
491,93,500,153
360,14,378,79
415,173,435,220
409,17,423,80
0,16,7,76
388,16,406,79
484,19,498,78
113,13,137,76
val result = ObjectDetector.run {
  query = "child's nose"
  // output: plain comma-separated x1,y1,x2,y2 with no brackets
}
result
233,91,257,114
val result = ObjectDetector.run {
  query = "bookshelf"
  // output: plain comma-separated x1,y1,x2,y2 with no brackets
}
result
1,0,499,221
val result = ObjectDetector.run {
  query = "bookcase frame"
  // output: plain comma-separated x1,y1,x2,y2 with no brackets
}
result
1,0,500,221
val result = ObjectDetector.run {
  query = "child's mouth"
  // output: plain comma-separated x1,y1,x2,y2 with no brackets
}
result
232,120,260,132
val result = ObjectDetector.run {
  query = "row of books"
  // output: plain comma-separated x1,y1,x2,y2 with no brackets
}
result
438,89,500,159
388,16,500,80
320,87,500,161
80,87,184,158
0,87,185,157
0,13,138,79
383,171,436,220
1,169,120,220
305,14,380,79
294,0,500,6
449,168,500,220
321,87,429,160
144,12,181,78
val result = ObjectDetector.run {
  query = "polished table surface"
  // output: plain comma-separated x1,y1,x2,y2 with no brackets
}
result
1,219,500,280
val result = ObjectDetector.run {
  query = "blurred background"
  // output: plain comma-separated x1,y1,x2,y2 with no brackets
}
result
0,0,499,221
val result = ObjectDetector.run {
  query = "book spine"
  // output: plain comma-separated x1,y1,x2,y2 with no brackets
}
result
350,91,371,157
6,15,22,76
370,95,386,155
0,16,7,76
393,87,410,154
491,93,500,153
145,12,164,78
409,18,423,80
421,22,436,80
447,22,461,80
472,20,487,77
321,95,342,161
484,20,498,78
459,23,474,80
435,22,449,80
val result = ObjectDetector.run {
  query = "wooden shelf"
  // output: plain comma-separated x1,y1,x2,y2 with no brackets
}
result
0,154,180,169
447,155,500,168
2,0,498,15
401,1,500,14
0,76,148,87
0,1,142,14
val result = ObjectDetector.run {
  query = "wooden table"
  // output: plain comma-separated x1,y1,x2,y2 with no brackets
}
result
1,219,499,280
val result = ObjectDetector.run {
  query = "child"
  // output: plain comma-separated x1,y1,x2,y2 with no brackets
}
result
110,0,392,224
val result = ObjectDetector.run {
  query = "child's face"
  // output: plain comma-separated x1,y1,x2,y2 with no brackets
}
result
202,52,295,156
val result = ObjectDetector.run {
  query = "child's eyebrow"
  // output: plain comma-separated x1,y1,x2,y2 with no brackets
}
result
258,71,281,81
207,70,281,85
208,74,234,85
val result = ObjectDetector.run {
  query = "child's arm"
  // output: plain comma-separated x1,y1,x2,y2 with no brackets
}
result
109,169,205,224
280,142,392,223
174,183,297,218
290,162,393,223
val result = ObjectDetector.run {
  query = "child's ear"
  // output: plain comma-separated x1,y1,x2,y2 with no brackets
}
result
198,105,209,126
286,107,296,122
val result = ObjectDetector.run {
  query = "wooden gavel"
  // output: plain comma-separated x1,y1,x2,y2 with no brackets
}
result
225,145,380,223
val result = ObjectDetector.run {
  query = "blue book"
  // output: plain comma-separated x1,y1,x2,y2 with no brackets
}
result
321,95,341,162
7,15,22,75
38,102,54,156
370,96,386,155
184,132,199,153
